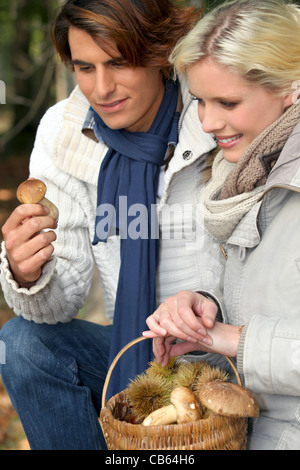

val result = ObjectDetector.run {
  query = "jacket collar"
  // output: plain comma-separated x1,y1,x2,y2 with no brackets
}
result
53,81,216,188
264,121,300,193
227,121,300,248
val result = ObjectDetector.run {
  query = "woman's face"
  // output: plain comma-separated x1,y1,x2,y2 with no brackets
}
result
187,58,293,163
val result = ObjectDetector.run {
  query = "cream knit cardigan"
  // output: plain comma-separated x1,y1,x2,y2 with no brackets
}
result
0,79,222,324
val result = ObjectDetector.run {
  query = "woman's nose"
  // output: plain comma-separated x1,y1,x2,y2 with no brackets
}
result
199,106,225,134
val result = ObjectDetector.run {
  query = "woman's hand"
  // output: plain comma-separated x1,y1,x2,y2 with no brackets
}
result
1,204,57,287
151,323,241,365
144,291,218,343
143,291,241,365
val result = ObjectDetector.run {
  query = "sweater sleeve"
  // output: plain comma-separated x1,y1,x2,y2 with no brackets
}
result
0,100,96,324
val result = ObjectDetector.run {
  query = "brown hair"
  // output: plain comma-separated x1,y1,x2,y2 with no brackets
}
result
52,0,201,80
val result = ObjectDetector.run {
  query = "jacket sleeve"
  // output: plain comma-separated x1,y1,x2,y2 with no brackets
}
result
237,315,300,396
0,100,95,324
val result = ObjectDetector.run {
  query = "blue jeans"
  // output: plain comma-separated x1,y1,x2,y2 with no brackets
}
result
0,316,112,450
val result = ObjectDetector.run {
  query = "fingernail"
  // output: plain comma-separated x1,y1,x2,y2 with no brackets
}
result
187,336,197,343
197,329,206,336
202,336,213,346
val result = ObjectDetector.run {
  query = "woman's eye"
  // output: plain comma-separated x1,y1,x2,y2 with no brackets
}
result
191,95,204,105
221,101,237,109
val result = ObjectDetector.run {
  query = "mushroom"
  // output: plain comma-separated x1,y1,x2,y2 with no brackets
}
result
142,386,202,426
17,179,59,221
142,404,177,426
198,381,259,418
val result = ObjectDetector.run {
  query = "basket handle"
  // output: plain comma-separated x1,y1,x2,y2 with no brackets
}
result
101,336,241,408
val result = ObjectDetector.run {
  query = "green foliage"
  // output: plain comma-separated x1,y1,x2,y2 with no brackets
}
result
0,0,227,157
0,0,60,157
203,0,227,12
179,0,226,10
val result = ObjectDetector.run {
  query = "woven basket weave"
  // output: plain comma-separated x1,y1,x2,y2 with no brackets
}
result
99,336,248,450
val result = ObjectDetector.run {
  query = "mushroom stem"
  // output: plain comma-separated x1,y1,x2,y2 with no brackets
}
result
170,387,203,424
143,387,202,426
38,197,59,222
143,404,177,426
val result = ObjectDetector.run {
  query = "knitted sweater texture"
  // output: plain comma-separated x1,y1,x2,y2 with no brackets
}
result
0,81,222,324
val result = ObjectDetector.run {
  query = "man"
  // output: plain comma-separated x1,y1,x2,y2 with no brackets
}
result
0,0,220,449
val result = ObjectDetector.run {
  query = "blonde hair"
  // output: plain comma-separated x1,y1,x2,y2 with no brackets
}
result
170,0,300,95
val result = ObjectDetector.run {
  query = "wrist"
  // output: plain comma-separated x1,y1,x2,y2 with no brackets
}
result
12,271,38,289
14,277,38,288
210,322,242,358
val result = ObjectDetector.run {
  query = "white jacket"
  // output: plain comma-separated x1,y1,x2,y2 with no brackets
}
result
0,79,222,324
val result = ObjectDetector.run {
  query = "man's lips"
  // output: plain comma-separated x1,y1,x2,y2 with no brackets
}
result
96,98,128,112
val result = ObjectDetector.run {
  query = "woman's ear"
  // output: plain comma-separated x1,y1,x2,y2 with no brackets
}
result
283,93,294,108
291,81,300,106
285,86,300,107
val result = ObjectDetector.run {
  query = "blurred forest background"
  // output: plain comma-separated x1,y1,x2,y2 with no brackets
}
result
0,0,224,450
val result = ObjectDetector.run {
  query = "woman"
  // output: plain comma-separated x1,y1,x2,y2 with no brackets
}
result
0,0,221,450
144,0,300,450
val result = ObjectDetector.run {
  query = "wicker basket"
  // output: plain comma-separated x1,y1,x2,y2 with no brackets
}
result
99,336,248,450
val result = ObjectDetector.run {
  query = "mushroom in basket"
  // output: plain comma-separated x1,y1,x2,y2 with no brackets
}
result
142,382,259,426
198,381,259,418
143,386,203,426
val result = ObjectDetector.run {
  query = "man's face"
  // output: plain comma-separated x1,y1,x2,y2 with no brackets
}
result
68,26,165,133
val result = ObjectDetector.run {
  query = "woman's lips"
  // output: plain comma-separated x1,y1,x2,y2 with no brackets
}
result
215,134,243,149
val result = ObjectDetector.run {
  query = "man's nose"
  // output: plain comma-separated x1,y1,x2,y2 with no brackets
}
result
95,68,116,99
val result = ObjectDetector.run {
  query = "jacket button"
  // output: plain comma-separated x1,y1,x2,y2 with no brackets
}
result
182,150,193,160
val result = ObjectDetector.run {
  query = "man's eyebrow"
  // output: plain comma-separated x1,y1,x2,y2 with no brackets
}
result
70,56,127,66
70,59,92,67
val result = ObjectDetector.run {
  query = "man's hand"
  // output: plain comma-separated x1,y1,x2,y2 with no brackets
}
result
2,204,57,287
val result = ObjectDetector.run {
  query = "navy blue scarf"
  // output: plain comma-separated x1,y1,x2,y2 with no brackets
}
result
92,80,179,398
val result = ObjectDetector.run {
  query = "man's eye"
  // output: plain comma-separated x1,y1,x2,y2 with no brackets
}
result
75,65,93,73
111,61,127,68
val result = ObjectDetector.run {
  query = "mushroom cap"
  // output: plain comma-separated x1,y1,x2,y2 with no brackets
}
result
198,381,259,418
17,179,47,204
170,386,202,423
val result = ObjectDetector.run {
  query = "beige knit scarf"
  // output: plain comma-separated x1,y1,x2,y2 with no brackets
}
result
200,102,300,242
